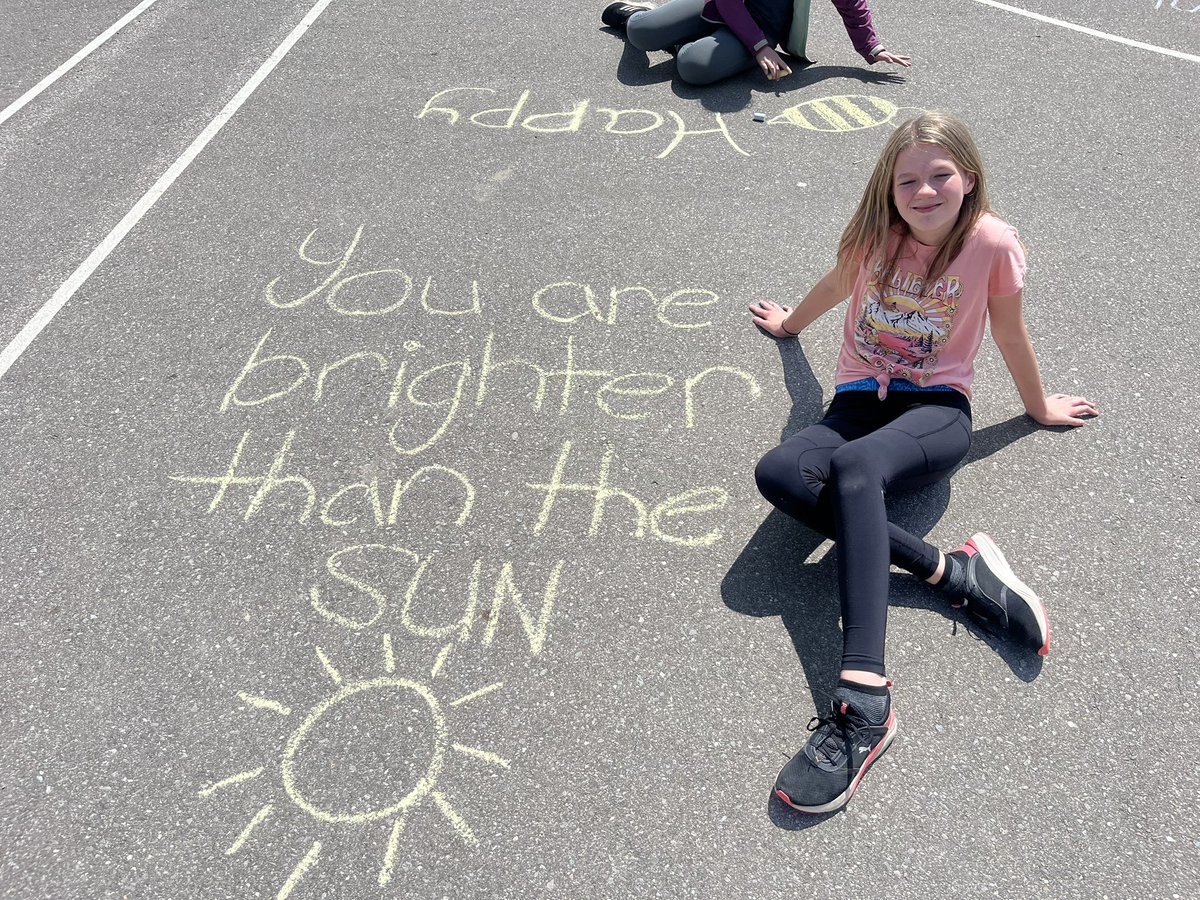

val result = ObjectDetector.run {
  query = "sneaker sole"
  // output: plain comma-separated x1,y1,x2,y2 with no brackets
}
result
773,711,897,814
968,532,1050,656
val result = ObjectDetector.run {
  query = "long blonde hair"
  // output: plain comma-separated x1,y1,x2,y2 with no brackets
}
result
838,111,993,299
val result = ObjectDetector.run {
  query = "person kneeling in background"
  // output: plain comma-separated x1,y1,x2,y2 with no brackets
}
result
601,0,910,86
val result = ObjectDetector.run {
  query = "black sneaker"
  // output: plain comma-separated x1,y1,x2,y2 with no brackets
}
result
953,532,1050,656
774,696,897,814
601,2,651,29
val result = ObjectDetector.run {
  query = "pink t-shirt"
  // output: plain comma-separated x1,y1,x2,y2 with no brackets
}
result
835,214,1026,400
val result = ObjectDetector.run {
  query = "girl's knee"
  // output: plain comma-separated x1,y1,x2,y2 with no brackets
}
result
755,447,821,511
625,17,656,51
828,443,880,492
675,44,724,85
625,11,675,51
753,449,789,501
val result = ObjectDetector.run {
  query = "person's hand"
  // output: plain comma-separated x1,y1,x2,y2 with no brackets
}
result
1030,393,1099,427
870,49,912,68
756,46,793,81
749,300,796,338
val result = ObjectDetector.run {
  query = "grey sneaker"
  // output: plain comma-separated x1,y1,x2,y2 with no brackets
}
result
774,694,897,814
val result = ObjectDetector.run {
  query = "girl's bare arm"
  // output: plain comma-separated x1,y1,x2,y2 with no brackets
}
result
749,262,855,338
988,289,1098,426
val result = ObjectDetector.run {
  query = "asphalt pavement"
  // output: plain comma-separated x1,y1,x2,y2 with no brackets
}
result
1,1,1198,898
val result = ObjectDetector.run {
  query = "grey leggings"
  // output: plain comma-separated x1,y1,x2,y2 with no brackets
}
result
626,0,759,85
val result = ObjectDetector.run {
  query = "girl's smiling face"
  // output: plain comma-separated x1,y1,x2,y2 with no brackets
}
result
892,143,977,246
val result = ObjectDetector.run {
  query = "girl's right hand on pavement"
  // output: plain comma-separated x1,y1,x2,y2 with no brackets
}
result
749,300,795,338
756,47,793,81
870,49,912,67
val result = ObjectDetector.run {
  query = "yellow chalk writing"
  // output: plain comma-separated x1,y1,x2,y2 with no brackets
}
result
452,744,511,768
172,431,476,528
416,86,751,159
388,358,472,456
482,560,562,655
523,99,590,133
531,282,719,329
315,645,342,684
683,365,763,428
449,682,503,707
263,231,720,325
431,791,478,845
238,692,292,717
470,89,530,128
417,87,499,124
658,110,748,158
430,643,453,678
595,372,674,421
379,818,404,886
310,545,427,631
528,441,728,546
399,556,476,642
595,106,664,134
214,333,760,456
307,547,563,654
266,227,362,310
264,227,482,318
314,351,389,403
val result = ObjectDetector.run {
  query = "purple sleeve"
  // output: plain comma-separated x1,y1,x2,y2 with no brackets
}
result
709,0,771,55
829,0,883,60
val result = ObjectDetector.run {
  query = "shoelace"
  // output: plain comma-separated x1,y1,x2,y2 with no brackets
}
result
806,708,873,767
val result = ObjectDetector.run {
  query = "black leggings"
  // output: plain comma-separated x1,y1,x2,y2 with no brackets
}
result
754,390,973,676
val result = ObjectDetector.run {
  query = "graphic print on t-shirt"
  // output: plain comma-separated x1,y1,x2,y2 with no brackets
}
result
855,262,962,383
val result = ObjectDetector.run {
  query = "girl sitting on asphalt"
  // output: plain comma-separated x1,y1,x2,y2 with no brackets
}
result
601,0,910,85
749,111,1097,813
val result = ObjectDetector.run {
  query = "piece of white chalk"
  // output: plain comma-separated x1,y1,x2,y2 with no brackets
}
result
752,112,767,122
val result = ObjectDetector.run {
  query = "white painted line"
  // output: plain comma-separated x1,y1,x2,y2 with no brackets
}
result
0,0,338,383
0,0,163,129
967,0,1200,63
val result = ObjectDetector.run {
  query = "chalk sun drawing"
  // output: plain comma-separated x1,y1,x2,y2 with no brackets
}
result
199,636,508,896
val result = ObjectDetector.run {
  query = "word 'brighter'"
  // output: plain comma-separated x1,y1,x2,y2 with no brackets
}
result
221,329,760,454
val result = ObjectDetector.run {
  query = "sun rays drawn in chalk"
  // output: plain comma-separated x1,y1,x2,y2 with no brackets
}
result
198,636,508,896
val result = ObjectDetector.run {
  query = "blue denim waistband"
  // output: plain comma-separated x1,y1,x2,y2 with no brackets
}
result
835,377,959,394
